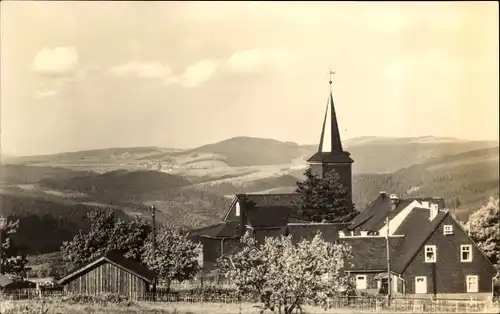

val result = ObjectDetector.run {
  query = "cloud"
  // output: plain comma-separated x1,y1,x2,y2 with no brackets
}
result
180,59,219,87
110,62,172,79
110,60,219,88
33,47,79,76
225,48,295,74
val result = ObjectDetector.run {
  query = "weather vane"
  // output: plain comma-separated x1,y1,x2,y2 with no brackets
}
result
329,69,335,85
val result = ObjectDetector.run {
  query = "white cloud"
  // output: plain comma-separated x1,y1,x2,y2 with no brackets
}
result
110,62,172,79
33,47,79,76
180,60,219,87
225,48,295,74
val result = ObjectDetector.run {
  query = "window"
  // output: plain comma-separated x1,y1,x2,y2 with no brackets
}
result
461,245,473,262
235,202,240,217
424,245,436,263
466,275,478,293
356,275,367,290
443,225,453,235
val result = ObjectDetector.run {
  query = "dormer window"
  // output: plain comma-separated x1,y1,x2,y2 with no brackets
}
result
424,245,436,263
443,225,453,235
235,202,240,217
461,245,472,262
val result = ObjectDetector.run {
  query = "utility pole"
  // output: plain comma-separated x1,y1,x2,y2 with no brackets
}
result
150,205,157,299
385,214,391,306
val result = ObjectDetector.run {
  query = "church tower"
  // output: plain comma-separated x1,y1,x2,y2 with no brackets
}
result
307,73,354,210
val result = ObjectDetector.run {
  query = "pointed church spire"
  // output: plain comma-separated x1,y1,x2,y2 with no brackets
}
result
317,71,344,153
308,71,353,164
329,72,343,153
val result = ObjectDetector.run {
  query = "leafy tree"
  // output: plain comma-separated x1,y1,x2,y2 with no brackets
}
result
465,197,500,268
61,209,151,270
294,167,358,222
141,228,200,292
218,232,353,314
0,218,28,280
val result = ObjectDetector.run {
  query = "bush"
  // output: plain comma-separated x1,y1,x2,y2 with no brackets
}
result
0,298,49,314
59,293,133,306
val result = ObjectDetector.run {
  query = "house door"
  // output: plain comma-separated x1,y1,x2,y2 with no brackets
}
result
415,276,427,294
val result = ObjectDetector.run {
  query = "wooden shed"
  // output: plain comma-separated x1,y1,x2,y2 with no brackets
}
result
57,251,155,300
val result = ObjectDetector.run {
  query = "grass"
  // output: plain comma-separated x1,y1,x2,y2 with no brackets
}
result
0,300,259,314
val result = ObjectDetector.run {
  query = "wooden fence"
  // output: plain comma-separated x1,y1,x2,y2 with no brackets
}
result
1,289,498,313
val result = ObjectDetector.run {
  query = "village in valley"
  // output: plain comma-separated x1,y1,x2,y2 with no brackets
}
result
1,2,499,314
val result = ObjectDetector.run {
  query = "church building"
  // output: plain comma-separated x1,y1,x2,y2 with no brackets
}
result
187,77,497,300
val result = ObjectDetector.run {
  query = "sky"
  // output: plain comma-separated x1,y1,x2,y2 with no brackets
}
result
1,1,498,156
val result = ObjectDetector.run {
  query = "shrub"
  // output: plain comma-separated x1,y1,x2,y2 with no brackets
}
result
59,293,133,306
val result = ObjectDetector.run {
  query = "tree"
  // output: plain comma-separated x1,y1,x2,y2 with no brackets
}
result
294,167,358,223
61,209,151,270
465,197,500,268
0,218,28,280
218,232,353,314
141,228,200,292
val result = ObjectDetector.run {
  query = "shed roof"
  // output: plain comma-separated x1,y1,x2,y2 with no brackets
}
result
58,251,155,284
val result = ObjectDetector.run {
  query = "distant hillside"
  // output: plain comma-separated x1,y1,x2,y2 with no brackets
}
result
0,193,130,254
344,137,497,174
0,164,97,184
350,146,498,220
38,169,190,201
188,136,309,167
199,146,499,221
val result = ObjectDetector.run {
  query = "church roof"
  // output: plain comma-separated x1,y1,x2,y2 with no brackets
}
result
307,86,352,164
307,151,354,164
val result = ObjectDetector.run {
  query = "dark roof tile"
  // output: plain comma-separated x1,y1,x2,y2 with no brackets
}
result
339,237,405,271
243,193,301,207
307,152,354,164
286,223,343,244
247,206,291,228
59,251,155,284
391,210,448,273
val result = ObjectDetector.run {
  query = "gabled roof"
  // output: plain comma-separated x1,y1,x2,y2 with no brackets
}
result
58,251,155,284
339,236,405,272
244,193,301,207
350,194,447,232
287,223,345,244
247,206,291,228
222,193,301,221
391,210,449,273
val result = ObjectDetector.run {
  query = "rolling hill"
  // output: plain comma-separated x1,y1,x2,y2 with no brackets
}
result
1,136,498,256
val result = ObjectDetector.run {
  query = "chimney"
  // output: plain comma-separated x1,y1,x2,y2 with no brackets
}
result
236,194,247,236
429,203,439,221
389,193,400,210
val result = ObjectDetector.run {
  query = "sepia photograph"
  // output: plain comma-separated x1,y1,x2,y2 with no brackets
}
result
0,1,499,313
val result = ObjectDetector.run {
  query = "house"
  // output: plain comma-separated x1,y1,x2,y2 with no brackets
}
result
344,192,498,299
188,79,498,299
57,251,155,299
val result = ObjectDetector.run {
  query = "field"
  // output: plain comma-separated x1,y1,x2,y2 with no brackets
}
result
2,299,499,314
